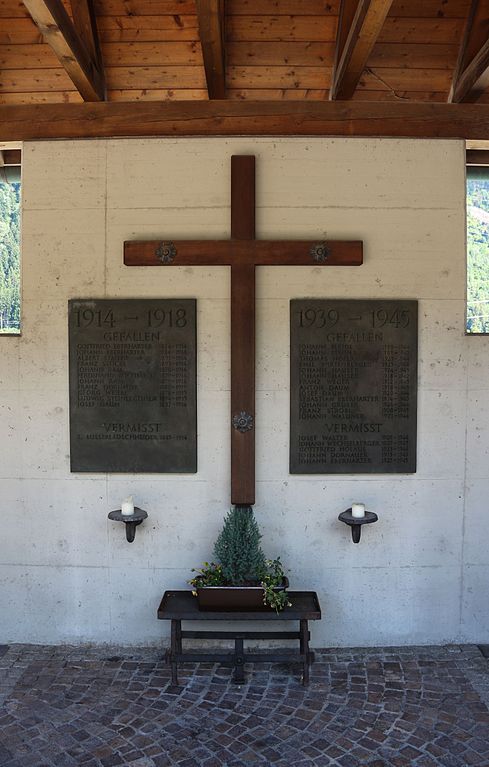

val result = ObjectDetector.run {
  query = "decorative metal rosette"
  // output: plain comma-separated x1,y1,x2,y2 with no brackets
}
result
232,411,254,433
310,241,330,263
156,241,177,264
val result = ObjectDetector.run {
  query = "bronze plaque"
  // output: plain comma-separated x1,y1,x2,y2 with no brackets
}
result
290,299,417,474
69,299,197,472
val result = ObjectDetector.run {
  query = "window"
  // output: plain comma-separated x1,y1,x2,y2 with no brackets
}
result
0,148,21,335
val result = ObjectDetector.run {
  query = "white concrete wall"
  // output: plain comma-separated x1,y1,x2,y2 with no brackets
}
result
1,136,486,647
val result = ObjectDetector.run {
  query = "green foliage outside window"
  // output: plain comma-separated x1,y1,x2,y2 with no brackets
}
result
0,181,20,334
467,168,489,334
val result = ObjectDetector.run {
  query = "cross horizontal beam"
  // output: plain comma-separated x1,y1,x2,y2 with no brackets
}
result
124,240,363,267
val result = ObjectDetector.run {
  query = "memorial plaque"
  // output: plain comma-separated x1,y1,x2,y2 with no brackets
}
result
290,299,417,474
69,299,197,473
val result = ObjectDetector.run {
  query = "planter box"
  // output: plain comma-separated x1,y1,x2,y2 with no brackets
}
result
196,578,289,612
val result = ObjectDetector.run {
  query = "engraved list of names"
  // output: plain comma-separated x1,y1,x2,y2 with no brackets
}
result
69,299,196,473
290,299,417,474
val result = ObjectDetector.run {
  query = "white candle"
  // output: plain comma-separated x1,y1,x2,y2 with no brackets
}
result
121,496,134,516
351,502,365,519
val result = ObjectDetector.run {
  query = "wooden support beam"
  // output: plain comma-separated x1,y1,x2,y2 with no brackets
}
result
71,0,103,71
330,0,395,101
449,0,489,102
3,101,489,141
22,0,105,101
449,0,489,103
452,39,489,103
332,0,358,90
196,0,226,99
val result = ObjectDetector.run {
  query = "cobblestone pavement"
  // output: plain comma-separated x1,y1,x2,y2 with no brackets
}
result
1,644,489,767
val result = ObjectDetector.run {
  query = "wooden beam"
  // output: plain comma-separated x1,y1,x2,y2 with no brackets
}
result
124,240,363,267
196,0,226,99
3,101,489,141
449,0,489,103
332,0,362,94
452,40,489,103
230,156,255,504
21,0,105,101
71,0,103,72
330,0,395,100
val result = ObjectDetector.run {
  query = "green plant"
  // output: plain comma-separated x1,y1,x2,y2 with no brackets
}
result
189,562,225,592
213,505,266,584
188,507,291,612
260,558,291,613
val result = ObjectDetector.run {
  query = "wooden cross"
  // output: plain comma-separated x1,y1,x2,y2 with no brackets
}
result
124,156,363,506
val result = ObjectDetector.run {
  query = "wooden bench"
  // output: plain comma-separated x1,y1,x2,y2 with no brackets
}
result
157,590,321,685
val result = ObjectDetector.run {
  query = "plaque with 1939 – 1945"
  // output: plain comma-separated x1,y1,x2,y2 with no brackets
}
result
290,299,418,474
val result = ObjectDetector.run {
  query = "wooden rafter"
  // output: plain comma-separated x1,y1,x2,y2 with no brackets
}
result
21,0,105,101
330,0,395,101
195,0,226,99
71,0,103,70
2,102,489,141
449,0,489,103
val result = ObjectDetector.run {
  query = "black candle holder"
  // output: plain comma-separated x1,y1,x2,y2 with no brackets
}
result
108,507,148,543
338,508,378,544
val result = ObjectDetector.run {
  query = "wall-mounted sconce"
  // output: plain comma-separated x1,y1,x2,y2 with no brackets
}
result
338,504,378,544
108,507,148,543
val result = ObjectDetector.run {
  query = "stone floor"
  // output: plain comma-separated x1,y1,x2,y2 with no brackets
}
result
1,644,489,767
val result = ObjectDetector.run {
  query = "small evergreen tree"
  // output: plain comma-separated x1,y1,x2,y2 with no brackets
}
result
213,505,266,584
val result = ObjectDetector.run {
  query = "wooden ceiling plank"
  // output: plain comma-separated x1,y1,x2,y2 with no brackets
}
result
331,0,395,100
0,43,61,68
226,0,340,13
22,0,106,100
380,19,464,45
98,16,200,43
195,0,226,98
226,88,448,101
105,66,207,89
93,0,195,13
0,90,82,102
226,16,337,42
449,0,489,102
228,41,335,66
0,67,76,92
389,0,470,18
2,101,489,141
108,88,208,100
101,42,201,66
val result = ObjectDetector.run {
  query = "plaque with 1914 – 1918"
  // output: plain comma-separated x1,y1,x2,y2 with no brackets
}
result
290,299,417,474
69,299,197,473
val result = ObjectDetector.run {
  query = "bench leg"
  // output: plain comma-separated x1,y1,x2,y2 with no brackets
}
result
300,619,310,686
232,637,246,685
170,619,180,685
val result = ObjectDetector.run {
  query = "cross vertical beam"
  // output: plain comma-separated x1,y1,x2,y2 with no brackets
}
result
231,156,256,504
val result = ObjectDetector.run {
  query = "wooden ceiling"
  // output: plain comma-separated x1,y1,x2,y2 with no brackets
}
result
2,0,489,106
